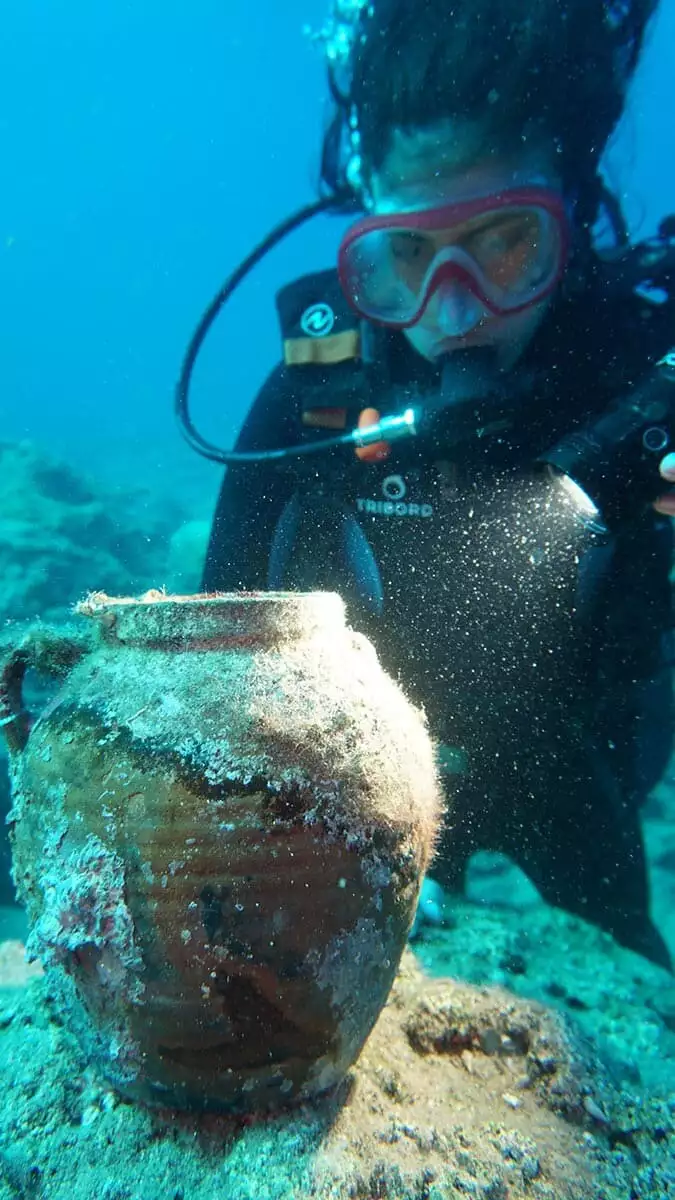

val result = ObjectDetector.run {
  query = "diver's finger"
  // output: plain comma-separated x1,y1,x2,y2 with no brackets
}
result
653,492,675,516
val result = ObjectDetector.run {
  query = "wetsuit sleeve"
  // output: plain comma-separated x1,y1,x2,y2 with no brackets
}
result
201,364,297,592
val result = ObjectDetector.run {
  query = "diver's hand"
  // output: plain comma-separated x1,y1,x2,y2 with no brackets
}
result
654,453,675,516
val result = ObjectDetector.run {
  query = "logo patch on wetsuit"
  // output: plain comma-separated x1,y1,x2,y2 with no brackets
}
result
300,303,335,337
355,474,434,519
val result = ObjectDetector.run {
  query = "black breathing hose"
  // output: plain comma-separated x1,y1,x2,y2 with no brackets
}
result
174,194,345,465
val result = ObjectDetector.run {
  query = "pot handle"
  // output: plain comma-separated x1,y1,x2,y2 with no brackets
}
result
0,627,90,756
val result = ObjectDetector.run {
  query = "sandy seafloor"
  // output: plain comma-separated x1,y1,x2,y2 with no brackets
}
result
0,439,674,1198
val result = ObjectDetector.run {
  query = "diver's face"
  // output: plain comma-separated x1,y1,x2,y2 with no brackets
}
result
367,122,565,367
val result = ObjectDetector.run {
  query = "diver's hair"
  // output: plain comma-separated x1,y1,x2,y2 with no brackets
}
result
321,0,659,241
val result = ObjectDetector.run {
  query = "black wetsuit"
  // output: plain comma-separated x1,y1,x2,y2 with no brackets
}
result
203,259,675,970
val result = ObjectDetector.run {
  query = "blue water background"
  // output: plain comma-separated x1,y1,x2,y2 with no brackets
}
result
1,0,674,513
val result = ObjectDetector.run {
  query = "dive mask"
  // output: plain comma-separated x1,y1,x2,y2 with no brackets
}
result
338,186,570,328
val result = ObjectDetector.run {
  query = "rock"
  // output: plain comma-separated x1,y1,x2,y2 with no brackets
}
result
647,986,675,1033
0,440,185,626
164,520,211,594
0,941,42,989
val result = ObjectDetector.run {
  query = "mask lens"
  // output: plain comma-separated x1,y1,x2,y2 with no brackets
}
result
461,210,544,286
341,227,430,323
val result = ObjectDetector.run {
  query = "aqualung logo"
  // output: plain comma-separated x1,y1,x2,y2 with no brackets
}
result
356,474,434,519
300,303,335,337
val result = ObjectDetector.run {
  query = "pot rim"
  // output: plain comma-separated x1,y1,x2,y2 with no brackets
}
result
75,589,347,644
77,589,344,613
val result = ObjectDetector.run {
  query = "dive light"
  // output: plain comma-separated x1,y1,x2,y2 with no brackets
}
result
539,351,675,530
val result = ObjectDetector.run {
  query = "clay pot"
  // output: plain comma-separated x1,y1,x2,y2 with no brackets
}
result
0,590,441,1112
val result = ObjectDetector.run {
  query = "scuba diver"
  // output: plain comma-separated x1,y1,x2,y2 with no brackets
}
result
185,0,675,968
